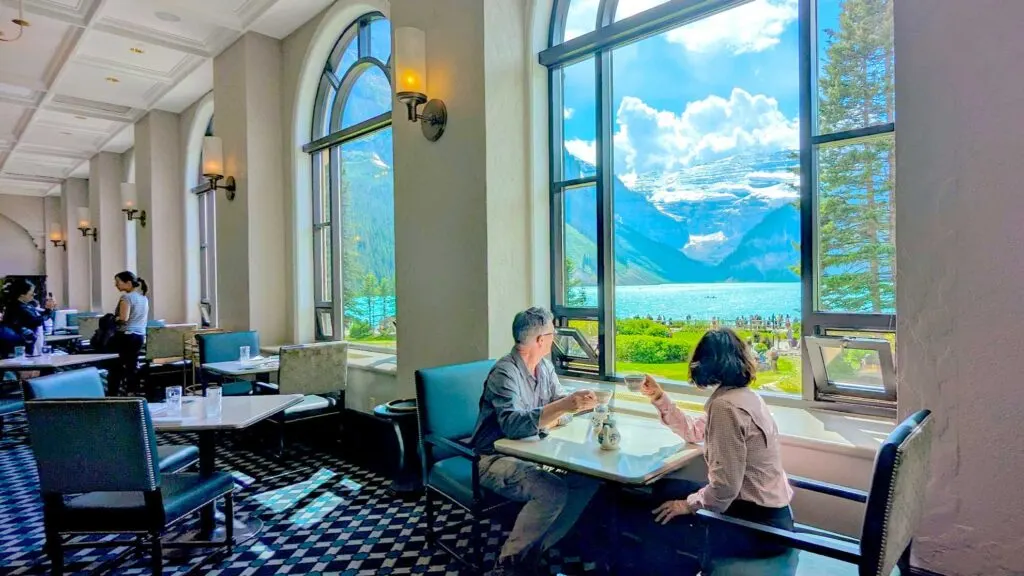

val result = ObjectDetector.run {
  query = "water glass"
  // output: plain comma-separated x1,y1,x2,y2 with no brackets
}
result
166,386,183,417
624,372,645,393
205,386,223,419
41,345,53,356
239,345,251,364
13,346,25,359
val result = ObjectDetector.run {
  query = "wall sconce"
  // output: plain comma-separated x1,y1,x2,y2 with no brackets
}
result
394,27,447,142
120,183,146,227
48,223,66,251
77,207,97,242
190,136,236,200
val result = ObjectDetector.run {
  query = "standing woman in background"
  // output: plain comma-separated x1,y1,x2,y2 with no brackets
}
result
112,271,149,394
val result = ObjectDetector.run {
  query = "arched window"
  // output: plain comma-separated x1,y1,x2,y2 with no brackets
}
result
306,13,395,347
543,0,895,406
198,117,217,326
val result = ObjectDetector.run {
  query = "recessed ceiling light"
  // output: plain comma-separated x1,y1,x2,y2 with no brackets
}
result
129,47,145,54
154,11,180,22
105,76,120,84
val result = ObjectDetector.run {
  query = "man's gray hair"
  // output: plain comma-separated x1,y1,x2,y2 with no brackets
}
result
513,307,554,345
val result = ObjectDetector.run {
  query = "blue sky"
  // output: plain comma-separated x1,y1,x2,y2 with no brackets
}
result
559,0,842,185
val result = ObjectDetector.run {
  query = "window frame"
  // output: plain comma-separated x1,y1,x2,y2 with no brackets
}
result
197,116,217,326
542,0,897,414
305,12,394,344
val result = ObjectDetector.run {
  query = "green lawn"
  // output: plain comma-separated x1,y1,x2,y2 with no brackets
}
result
617,355,802,396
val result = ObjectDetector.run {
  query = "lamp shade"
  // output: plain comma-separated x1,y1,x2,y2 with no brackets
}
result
121,182,137,209
394,27,427,95
202,136,224,178
76,207,91,229
49,222,62,241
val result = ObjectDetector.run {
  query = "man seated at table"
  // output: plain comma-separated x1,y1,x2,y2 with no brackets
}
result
471,306,600,575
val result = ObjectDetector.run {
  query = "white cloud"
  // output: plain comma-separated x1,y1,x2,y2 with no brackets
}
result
650,188,738,203
746,183,799,201
684,231,730,262
747,170,797,183
563,0,599,41
666,0,798,55
615,0,670,20
564,107,575,119
564,138,597,165
612,88,798,180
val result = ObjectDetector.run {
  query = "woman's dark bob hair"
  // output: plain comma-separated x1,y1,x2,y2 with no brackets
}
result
688,327,758,389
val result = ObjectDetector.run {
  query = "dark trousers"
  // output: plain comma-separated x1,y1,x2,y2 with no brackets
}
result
111,332,144,395
622,478,793,574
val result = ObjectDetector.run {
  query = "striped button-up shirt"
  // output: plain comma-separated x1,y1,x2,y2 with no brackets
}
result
653,386,793,512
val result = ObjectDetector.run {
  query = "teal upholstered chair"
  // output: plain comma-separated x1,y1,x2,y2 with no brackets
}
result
416,360,509,570
0,393,21,439
195,331,259,396
25,398,235,575
23,368,199,473
698,410,934,576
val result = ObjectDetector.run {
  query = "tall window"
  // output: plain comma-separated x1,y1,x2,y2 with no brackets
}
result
544,0,894,407
198,116,217,326
305,13,396,348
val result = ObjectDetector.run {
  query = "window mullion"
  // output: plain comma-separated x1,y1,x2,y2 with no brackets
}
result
595,50,615,378
330,145,344,341
798,0,816,402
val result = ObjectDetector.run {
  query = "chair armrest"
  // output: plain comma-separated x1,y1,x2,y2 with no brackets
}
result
423,434,478,460
789,475,868,503
696,509,862,565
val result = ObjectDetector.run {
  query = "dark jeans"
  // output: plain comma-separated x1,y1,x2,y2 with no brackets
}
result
111,332,144,395
623,478,793,574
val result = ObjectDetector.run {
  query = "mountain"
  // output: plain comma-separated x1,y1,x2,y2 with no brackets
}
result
718,203,801,282
341,128,396,284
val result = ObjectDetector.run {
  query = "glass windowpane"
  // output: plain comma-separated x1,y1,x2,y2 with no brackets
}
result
342,66,392,129
560,58,596,180
614,0,670,21
819,345,884,389
368,17,391,63
562,184,597,307
563,0,598,42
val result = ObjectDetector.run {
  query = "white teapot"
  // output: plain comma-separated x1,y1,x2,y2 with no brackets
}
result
595,418,621,451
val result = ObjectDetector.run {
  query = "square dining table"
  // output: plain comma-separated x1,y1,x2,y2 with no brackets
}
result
151,394,303,544
0,353,119,375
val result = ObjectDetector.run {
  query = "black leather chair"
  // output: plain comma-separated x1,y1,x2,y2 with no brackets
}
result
23,368,200,474
0,393,22,439
24,398,235,575
196,331,259,396
698,410,934,575
416,360,510,570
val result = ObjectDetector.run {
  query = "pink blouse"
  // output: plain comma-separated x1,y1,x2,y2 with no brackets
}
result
653,386,793,512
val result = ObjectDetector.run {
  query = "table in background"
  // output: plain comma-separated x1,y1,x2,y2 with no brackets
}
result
0,353,118,376
495,411,703,485
152,394,303,544
373,399,422,499
202,358,279,378
43,334,84,352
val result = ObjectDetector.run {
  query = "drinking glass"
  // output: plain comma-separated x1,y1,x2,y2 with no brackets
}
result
166,386,183,416
624,372,645,393
41,345,53,356
239,346,251,364
13,346,25,359
205,385,222,419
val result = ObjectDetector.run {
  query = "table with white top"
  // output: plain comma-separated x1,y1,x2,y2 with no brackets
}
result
152,394,303,544
43,334,84,344
494,411,703,485
0,353,118,375
202,357,280,377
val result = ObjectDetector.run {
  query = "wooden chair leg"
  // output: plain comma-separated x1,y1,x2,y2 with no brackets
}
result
149,533,163,575
224,491,235,554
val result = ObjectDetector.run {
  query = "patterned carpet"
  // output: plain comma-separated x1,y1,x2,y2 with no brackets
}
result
0,413,598,576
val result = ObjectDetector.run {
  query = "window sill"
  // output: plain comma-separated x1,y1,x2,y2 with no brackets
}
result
562,377,894,459
260,344,397,374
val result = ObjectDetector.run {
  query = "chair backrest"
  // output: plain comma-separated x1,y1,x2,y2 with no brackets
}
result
415,360,496,443
145,324,197,361
278,341,348,396
859,409,933,576
196,331,259,364
78,315,101,340
54,309,76,330
25,398,161,494
24,367,105,400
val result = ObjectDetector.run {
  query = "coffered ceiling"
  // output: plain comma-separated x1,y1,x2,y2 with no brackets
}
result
0,0,334,196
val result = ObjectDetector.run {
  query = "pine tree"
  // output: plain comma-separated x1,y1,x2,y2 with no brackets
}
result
565,257,588,307
817,0,895,313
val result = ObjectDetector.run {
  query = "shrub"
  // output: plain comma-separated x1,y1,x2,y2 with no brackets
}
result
617,317,670,337
617,335,689,364
348,319,373,340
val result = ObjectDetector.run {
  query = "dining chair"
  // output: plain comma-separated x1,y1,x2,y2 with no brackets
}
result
697,410,934,576
24,398,235,575
23,368,199,474
268,341,348,453
0,391,22,440
416,360,511,570
142,324,197,394
195,331,259,396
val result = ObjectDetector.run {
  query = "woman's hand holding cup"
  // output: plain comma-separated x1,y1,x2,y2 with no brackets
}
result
640,374,664,402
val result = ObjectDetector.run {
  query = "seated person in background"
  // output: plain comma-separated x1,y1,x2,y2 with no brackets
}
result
471,306,599,576
0,279,51,356
639,327,793,572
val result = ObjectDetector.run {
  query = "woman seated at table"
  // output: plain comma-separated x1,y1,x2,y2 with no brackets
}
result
0,279,53,357
639,327,793,572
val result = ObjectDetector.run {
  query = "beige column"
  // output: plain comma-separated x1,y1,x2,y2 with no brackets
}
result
88,151,126,312
43,196,65,306
60,178,90,311
135,110,185,322
390,0,532,398
212,32,288,343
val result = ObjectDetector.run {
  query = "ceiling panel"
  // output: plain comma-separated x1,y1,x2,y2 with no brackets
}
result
52,61,166,109
102,124,134,153
33,109,127,135
97,0,230,50
153,59,212,113
5,151,81,179
77,30,194,80
20,124,108,152
0,14,76,88
0,178,55,197
0,103,30,143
